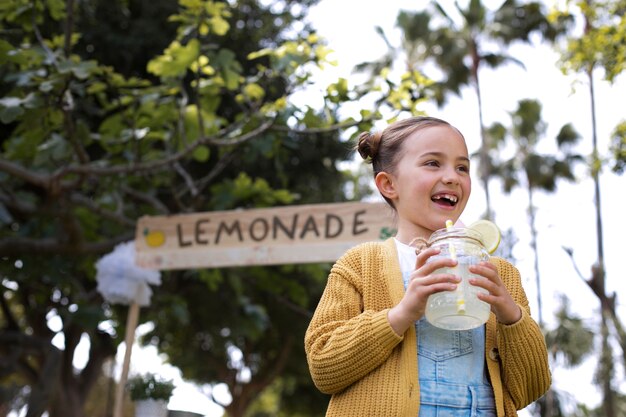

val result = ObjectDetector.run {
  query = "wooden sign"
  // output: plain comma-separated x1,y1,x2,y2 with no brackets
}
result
135,201,396,269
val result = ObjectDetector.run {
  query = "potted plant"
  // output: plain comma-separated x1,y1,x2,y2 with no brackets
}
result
127,373,175,417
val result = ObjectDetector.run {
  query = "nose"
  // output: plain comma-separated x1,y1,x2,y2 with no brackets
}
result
442,168,460,185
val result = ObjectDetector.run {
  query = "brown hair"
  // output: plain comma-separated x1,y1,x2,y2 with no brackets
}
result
356,116,461,207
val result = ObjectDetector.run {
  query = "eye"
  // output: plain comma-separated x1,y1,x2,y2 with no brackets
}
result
457,164,470,173
424,160,440,167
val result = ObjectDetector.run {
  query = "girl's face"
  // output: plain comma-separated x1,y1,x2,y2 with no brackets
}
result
375,124,471,240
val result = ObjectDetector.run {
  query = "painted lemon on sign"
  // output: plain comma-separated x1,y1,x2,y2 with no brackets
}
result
144,228,166,247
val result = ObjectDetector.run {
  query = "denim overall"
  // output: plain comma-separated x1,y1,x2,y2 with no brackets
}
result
396,240,496,417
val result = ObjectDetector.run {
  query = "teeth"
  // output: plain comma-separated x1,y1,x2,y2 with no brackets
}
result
434,194,458,203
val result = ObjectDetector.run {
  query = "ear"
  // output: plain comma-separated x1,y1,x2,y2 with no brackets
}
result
375,172,398,200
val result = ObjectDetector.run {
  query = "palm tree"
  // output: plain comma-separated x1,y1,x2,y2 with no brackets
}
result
534,295,595,417
557,2,626,415
488,99,582,326
358,0,571,220
489,100,583,417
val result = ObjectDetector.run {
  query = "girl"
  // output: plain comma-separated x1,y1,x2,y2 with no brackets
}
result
304,116,550,416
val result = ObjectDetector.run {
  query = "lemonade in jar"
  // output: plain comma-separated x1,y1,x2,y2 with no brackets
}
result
424,220,500,330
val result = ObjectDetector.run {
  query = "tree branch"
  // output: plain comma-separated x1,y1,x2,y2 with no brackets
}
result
561,246,587,281
30,0,57,65
270,114,376,134
70,193,137,226
0,290,20,331
182,148,238,200
58,202,85,245
0,159,53,190
0,189,38,215
120,186,170,215
0,331,59,380
260,333,294,387
1,116,276,195
55,118,276,177
173,161,199,197
0,234,133,257
562,246,626,384
79,328,116,400
1,113,364,196
270,293,313,319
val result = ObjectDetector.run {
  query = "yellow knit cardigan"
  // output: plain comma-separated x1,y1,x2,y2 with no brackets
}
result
305,238,551,417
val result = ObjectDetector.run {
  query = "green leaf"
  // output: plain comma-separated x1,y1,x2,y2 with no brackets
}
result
71,60,98,79
39,80,56,92
0,96,23,107
242,83,265,101
192,145,210,162
46,0,66,20
58,59,99,80
0,39,13,61
210,15,229,36
0,103,24,124
182,104,201,144
0,203,14,224
213,49,242,90
147,39,200,78
33,133,72,167
21,92,42,109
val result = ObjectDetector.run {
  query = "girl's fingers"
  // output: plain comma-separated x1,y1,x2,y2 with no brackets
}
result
414,248,457,276
411,261,457,280
409,272,460,293
468,262,521,323
469,261,497,277
469,263,499,286
415,247,440,268
415,273,460,285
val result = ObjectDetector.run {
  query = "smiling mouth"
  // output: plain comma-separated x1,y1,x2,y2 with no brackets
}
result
432,193,458,206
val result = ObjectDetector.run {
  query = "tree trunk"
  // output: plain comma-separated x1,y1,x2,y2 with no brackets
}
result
24,346,62,417
600,313,615,417
526,184,543,326
470,39,492,221
223,335,295,417
584,5,613,414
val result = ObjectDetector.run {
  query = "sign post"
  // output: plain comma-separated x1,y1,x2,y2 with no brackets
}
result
135,201,395,270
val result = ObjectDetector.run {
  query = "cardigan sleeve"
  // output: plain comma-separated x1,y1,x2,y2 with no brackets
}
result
493,257,552,409
304,244,403,394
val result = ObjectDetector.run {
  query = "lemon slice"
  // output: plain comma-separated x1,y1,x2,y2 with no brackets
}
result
468,219,501,254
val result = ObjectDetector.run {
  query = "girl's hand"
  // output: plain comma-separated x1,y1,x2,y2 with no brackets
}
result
387,247,460,336
469,261,522,325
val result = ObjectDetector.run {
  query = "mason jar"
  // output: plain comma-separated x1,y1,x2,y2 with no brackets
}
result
425,227,491,330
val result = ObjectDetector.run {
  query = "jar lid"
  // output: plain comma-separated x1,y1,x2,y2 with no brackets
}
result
428,226,484,247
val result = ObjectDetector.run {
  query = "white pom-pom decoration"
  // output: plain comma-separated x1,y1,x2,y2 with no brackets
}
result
96,241,161,306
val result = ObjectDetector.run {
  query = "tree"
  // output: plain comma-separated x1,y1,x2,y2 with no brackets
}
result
360,0,572,219
0,0,437,416
486,100,583,416
610,121,626,174
554,1,626,415
142,264,331,417
487,99,582,326
532,295,595,417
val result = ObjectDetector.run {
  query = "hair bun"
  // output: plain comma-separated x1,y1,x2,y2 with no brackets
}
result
357,131,381,162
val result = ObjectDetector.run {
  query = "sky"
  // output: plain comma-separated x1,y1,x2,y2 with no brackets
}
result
20,1,624,417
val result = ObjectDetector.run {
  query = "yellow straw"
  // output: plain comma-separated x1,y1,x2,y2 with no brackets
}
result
446,220,465,314
445,220,456,260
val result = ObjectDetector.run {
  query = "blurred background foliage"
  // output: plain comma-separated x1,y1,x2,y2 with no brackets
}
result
0,0,624,416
